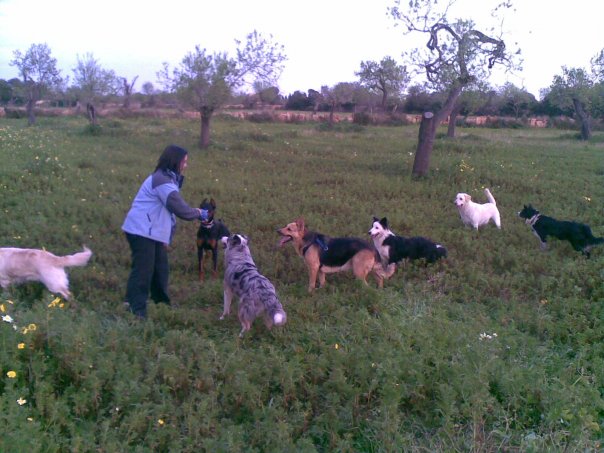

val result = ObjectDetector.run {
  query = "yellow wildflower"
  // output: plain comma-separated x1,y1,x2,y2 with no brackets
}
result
27,323,37,331
17,343,25,349
0,304,5,312
7,371,16,378
48,297,61,308
158,419,165,426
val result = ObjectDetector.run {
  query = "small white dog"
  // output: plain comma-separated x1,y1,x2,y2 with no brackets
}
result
454,188,501,229
0,246,92,299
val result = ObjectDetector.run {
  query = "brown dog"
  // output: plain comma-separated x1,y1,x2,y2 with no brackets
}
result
277,217,394,293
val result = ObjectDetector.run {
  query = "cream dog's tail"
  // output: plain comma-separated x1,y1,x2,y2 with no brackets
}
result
484,188,496,205
56,247,93,267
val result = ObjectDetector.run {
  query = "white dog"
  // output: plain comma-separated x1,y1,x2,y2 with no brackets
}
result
454,188,501,229
0,246,92,299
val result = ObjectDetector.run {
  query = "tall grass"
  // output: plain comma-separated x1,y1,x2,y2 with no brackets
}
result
0,116,603,451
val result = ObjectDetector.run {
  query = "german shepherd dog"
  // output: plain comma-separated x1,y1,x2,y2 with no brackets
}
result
518,204,604,258
277,217,395,293
221,234,287,337
369,217,447,266
196,198,230,280
0,246,92,299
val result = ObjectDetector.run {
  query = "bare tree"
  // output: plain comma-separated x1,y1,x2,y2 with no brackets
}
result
122,76,139,108
159,30,286,148
356,56,409,110
389,0,520,177
10,43,62,125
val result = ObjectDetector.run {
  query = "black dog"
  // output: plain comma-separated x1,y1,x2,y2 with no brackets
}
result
518,204,603,258
369,217,447,265
196,198,230,280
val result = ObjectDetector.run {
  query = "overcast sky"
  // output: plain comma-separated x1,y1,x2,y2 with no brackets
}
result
0,0,601,99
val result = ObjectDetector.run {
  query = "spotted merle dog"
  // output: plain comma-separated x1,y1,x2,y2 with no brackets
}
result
221,234,286,337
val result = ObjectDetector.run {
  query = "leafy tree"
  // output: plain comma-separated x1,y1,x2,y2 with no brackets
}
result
320,82,357,125
253,81,281,105
159,30,286,148
499,82,537,119
0,79,12,105
141,81,157,107
285,90,312,111
356,56,409,110
9,43,63,125
72,53,119,126
389,0,519,176
546,66,594,140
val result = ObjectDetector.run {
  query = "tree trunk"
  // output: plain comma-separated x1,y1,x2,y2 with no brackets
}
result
86,103,97,126
412,112,436,177
411,81,464,178
200,111,212,149
572,97,591,140
26,99,36,126
447,104,461,138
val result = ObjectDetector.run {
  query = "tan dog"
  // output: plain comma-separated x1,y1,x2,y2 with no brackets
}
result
0,246,92,299
277,218,394,293
454,188,502,229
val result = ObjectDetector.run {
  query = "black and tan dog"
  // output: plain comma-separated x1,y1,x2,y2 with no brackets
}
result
518,204,603,258
196,198,230,280
277,217,395,293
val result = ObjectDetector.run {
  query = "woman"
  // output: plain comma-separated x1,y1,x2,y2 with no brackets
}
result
122,145,201,318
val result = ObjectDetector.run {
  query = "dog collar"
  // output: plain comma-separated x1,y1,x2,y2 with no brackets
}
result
526,213,540,226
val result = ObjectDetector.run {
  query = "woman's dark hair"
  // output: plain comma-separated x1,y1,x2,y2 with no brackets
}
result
155,145,188,174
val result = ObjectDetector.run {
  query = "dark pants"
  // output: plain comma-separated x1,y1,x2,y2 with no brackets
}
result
125,233,171,318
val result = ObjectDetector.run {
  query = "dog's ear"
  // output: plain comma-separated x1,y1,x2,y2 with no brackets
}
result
210,198,216,209
372,216,379,222
200,198,207,208
221,236,229,248
380,217,388,228
295,217,305,231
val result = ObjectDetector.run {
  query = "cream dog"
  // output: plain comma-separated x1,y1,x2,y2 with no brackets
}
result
0,246,92,299
454,188,501,229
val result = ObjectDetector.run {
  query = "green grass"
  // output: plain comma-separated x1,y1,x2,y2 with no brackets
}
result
0,116,603,452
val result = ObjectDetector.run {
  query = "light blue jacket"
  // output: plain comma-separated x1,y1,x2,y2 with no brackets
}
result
122,169,200,244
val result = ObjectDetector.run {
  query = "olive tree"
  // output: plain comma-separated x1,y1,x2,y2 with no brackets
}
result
159,31,286,148
72,53,119,126
546,67,595,140
389,0,520,177
10,43,63,125
356,56,409,110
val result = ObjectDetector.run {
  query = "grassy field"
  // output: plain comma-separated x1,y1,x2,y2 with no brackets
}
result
0,115,603,452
